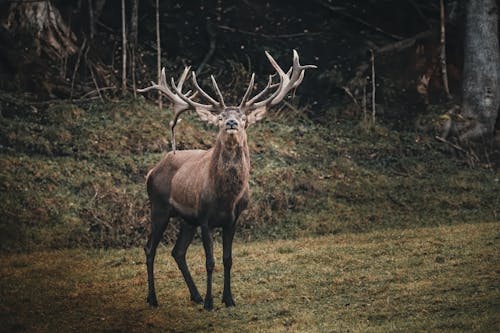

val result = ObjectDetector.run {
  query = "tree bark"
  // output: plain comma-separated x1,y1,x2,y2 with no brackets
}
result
130,0,139,98
440,0,452,99
88,0,95,40
121,0,127,96
459,0,500,141
155,0,162,109
3,2,77,59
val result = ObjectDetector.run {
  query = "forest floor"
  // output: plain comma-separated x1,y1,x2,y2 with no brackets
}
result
1,95,499,332
0,222,499,332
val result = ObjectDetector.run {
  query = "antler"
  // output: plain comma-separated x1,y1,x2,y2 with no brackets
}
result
138,50,316,151
240,50,317,123
138,67,224,152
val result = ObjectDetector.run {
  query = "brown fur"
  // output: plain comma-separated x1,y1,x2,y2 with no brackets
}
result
147,122,250,224
144,109,251,310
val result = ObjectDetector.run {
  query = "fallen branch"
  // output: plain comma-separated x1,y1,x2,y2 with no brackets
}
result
435,135,467,153
70,37,87,99
86,48,104,102
88,64,104,102
315,0,404,41
369,30,434,55
81,86,116,99
217,25,322,39
341,86,360,107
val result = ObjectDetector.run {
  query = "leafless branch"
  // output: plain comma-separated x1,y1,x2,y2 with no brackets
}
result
217,25,322,39
341,86,360,107
70,38,87,99
315,0,404,40
435,136,467,153
440,0,452,99
369,30,434,55
197,21,217,75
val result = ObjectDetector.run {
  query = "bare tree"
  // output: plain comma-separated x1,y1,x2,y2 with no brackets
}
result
155,0,162,109
88,0,95,40
439,0,451,99
121,0,127,96
130,0,139,98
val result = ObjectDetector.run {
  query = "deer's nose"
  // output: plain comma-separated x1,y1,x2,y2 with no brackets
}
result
226,119,238,129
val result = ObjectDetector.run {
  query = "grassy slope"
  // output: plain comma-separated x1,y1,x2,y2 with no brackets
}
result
0,222,498,332
0,98,498,249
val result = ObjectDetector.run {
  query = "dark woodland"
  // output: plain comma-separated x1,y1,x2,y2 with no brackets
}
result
0,0,499,331
0,1,498,134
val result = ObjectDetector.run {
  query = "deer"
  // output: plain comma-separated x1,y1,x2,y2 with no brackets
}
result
138,50,316,310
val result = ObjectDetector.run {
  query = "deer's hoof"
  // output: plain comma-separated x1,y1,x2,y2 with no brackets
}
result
223,297,236,307
204,297,214,311
147,293,158,307
191,294,203,304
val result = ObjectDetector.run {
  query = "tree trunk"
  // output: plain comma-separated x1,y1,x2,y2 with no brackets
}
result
121,0,127,96
439,0,452,99
88,0,95,40
155,0,162,109
3,2,77,59
459,0,500,141
130,0,139,99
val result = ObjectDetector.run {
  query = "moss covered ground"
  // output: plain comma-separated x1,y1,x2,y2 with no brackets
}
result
0,96,498,250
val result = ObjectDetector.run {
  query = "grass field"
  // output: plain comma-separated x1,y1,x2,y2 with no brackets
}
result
1,222,498,332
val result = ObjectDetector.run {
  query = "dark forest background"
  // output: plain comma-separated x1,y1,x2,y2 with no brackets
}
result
0,1,478,115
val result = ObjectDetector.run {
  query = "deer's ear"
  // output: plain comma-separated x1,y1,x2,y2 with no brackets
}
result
246,106,268,127
195,108,218,125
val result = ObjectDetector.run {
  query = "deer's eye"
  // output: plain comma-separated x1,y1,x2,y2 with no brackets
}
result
218,115,223,121
241,115,247,122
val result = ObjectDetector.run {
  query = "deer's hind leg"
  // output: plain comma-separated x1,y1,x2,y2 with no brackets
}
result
144,202,170,307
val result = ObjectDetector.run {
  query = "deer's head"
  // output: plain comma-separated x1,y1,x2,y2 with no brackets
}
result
139,50,316,151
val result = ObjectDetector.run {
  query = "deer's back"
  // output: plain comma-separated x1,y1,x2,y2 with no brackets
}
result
146,149,210,204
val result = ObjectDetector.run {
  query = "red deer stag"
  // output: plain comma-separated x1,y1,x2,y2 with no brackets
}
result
138,50,315,310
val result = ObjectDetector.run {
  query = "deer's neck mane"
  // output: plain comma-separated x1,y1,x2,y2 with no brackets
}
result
209,133,250,201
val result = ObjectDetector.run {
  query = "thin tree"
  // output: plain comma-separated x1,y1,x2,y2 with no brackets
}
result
370,49,376,125
88,0,95,40
121,0,127,96
439,0,451,99
130,0,139,99
156,0,162,109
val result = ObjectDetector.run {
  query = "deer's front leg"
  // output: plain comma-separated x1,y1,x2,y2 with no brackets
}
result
222,225,236,307
201,223,214,310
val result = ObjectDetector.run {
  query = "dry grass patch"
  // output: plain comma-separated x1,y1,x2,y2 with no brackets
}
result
1,222,498,332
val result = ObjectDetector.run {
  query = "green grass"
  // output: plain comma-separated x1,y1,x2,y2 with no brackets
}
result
0,97,499,250
0,222,498,332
